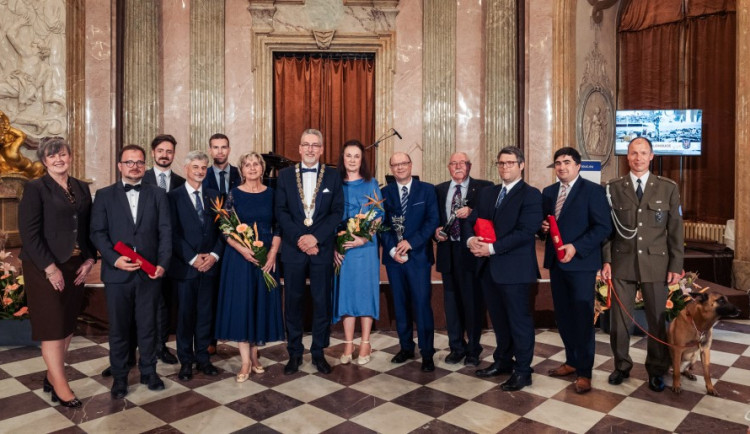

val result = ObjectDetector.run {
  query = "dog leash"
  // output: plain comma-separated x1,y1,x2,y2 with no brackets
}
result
607,279,699,350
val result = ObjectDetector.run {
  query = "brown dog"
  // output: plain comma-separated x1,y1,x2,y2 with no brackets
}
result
668,292,740,396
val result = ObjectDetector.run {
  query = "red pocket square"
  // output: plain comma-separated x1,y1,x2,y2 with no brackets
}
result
473,218,496,243
547,215,565,261
114,242,157,277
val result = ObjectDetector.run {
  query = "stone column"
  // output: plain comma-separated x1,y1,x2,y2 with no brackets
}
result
190,0,225,150
734,0,750,290
552,0,576,154
422,0,456,183
484,0,518,177
122,0,160,151
67,0,86,177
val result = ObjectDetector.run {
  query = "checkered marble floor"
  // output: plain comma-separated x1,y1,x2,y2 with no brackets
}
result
1,321,749,434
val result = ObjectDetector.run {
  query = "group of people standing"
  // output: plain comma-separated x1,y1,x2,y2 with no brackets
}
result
17,129,683,406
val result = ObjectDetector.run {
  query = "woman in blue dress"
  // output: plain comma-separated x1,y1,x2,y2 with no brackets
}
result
333,140,382,365
215,152,283,382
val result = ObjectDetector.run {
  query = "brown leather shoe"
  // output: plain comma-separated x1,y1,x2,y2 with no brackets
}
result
574,377,592,394
548,363,576,377
207,345,216,355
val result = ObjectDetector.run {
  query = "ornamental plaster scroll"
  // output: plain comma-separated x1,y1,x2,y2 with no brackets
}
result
577,41,614,166
587,0,618,25
0,0,66,141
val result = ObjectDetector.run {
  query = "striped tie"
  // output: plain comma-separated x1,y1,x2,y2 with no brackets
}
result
400,185,408,213
494,186,507,208
158,173,167,190
554,183,569,219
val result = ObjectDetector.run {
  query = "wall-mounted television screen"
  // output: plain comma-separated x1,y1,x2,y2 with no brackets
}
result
614,109,702,156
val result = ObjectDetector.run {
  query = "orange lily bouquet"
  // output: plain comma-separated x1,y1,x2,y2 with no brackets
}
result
593,272,610,325
0,251,28,319
211,197,277,290
334,190,386,275
666,271,702,321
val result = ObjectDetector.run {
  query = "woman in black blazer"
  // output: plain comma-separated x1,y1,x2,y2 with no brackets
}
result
18,137,96,408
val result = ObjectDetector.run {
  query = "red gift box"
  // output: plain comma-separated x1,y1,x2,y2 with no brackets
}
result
547,215,565,261
473,218,496,243
114,242,157,277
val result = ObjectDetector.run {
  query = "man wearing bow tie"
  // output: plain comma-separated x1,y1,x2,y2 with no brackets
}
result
275,129,344,375
91,144,172,399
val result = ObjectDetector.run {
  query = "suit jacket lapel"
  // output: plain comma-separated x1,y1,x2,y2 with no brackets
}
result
116,184,136,228
495,180,522,217
182,187,203,227
640,177,657,206
620,178,640,207
135,186,148,229
558,180,581,220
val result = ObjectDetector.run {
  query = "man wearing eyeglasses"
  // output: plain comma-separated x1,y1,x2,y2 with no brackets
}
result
381,152,439,372
434,153,492,367
466,146,542,391
275,128,344,375
91,144,172,399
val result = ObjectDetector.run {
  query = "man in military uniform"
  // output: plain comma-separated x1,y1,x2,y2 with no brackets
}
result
601,136,684,392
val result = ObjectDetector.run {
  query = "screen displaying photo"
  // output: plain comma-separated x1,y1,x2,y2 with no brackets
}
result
614,109,702,156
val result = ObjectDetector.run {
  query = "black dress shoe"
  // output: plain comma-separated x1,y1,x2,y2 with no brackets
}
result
197,362,219,376
140,373,165,391
312,356,332,374
475,364,513,377
157,346,178,365
421,358,435,372
43,375,53,393
101,366,112,377
178,364,193,381
51,388,83,408
391,350,415,364
608,370,630,385
500,373,532,391
648,375,665,392
444,351,465,365
111,378,128,399
284,356,302,375
464,355,480,366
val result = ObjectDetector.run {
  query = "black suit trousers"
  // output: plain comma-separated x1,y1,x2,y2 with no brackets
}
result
441,241,484,357
283,259,332,358
175,275,216,365
550,266,596,378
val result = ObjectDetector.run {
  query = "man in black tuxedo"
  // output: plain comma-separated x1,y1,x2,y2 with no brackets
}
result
168,150,224,381
434,152,492,367
275,128,344,375
143,134,185,365
90,144,172,399
540,147,611,394
381,152,440,372
467,146,542,392
203,133,241,197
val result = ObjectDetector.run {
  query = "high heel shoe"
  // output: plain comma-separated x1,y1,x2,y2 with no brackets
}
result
236,364,251,383
43,375,52,393
251,365,265,374
356,340,371,365
340,341,354,364
51,388,82,408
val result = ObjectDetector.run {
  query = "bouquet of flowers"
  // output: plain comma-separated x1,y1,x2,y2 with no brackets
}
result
0,251,28,319
593,272,610,324
211,197,277,290
666,271,702,321
334,190,386,275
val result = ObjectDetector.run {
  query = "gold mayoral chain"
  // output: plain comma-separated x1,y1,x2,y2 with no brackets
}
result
295,163,326,227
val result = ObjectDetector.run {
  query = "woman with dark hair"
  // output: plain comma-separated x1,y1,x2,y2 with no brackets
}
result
18,137,96,407
333,140,382,365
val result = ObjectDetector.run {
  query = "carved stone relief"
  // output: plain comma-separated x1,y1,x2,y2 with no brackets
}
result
0,0,66,141
577,41,614,166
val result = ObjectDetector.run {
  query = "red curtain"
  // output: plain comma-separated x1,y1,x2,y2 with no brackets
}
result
618,1,736,224
273,54,376,167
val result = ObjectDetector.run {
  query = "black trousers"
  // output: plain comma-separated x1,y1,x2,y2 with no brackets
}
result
441,241,484,357
175,275,216,365
283,259,332,358
550,266,596,378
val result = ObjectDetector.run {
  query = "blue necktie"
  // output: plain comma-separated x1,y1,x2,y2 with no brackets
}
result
219,171,227,195
194,191,205,224
400,185,408,213
636,179,643,202
495,186,507,208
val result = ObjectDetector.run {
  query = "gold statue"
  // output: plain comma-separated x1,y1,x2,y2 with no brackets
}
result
0,110,45,179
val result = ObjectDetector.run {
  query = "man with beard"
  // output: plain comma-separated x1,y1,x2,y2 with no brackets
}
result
143,134,185,364
203,133,241,198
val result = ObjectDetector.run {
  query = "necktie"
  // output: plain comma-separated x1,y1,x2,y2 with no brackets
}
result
158,173,167,190
636,179,643,202
124,184,141,192
449,185,462,239
400,185,409,213
219,170,227,195
194,191,205,224
300,167,317,174
554,183,569,219
494,186,507,208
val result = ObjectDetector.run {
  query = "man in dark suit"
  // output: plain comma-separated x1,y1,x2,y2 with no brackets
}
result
168,150,224,381
90,144,172,399
203,133,241,197
540,147,612,394
467,146,542,391
601,137,684,392
143,134,185,365
382,152,439,372
434,152,492,367
275,128,344,375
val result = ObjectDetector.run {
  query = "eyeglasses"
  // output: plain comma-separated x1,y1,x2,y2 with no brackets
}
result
390,162,411,169
448,161,470,168
495,161,518,168
300,143,322,149
121,160,146,168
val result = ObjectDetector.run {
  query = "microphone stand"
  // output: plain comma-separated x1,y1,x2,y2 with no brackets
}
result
366,129,399,182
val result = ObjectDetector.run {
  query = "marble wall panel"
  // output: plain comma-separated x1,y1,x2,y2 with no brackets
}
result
225,0,255,159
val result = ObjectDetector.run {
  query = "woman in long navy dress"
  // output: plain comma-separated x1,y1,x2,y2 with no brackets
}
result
333,140,382,365
215,152,283,382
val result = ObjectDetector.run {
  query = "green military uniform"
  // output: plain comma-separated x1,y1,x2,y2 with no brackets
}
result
602,172,684,377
